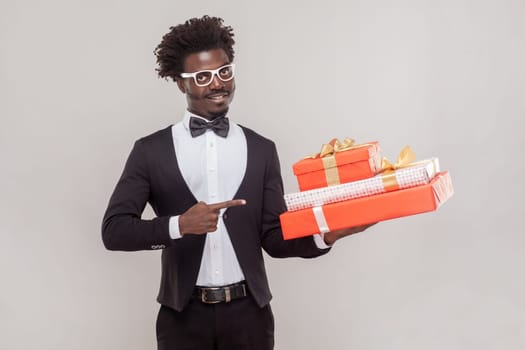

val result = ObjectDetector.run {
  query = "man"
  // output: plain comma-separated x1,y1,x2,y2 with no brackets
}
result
102,15,372,350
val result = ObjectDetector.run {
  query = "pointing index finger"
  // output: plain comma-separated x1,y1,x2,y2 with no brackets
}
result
208,199,247,211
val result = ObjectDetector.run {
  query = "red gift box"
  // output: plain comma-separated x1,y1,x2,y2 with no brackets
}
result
293,140,382,191
280,171,454,240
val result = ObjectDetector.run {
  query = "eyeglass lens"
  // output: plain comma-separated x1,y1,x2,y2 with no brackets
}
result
195,66,234,85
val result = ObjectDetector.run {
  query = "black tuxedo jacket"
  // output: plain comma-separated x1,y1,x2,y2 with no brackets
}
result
102,125,329,311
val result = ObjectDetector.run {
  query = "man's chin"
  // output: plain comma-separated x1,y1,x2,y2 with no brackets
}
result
208,107,229,120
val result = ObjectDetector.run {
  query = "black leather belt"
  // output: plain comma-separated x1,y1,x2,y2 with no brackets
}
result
193,282,248,304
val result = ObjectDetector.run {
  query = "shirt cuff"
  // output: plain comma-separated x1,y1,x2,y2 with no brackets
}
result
312,233,331,249
169,216,183,240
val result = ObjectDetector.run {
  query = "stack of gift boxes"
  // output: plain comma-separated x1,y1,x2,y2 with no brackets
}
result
279,138,454,240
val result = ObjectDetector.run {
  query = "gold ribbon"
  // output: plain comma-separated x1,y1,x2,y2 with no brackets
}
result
379,146,416,191
321,156,340,186
305,138,358,186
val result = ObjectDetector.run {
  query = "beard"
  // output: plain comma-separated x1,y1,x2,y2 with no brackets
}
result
208,107,229,120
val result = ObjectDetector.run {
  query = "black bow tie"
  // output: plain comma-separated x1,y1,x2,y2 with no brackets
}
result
189,116,230,138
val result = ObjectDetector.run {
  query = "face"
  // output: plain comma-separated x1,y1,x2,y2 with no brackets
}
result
177,48,235,120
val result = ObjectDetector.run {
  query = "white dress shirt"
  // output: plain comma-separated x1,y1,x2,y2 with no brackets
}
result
168,110,329,287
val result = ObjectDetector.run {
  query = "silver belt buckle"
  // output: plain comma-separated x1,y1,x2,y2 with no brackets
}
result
201,288,221,304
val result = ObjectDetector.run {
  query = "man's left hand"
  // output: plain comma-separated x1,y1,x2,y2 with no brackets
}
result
323,223,377,245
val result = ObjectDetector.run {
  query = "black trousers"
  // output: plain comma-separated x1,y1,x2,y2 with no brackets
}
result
156,295,274,350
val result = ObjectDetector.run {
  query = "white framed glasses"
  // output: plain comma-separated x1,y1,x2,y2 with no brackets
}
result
180,63,236,87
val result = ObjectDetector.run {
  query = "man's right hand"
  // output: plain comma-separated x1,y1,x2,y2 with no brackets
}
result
178,199,246,235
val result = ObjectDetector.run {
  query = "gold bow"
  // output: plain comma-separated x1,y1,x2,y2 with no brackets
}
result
380,146,416,191
380,145,416,172
306,138,357,159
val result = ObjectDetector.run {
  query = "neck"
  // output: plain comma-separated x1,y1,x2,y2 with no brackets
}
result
187,109,228,121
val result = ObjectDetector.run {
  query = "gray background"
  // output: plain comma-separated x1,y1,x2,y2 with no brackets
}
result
1,0,524,349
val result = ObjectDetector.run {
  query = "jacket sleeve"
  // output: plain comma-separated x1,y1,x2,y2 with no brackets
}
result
260,143,331,258
101,139,173,251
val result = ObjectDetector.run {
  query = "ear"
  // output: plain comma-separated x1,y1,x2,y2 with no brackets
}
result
175,78,186,94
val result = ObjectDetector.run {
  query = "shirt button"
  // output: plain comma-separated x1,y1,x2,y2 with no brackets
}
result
210,142,214,147
209,167,215,172
211,193,216,198
223,213,228,219
215,269,219,275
